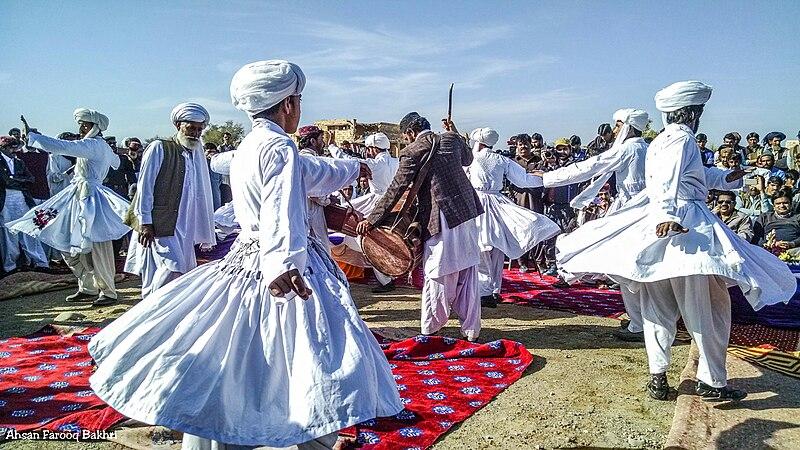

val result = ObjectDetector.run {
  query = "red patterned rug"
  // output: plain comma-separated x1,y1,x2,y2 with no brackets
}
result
0,327,534,449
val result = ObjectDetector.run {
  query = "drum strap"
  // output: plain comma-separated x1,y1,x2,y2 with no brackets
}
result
393,134,441,222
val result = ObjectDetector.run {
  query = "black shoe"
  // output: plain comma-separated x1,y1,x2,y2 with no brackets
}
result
647,373,670,400
481,295,497,308
65,291,97,303
92,295,117,307
613,327,644,342
371,281,395,293
696,381,747,402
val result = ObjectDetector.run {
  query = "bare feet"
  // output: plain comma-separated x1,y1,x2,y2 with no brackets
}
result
333,435,358,450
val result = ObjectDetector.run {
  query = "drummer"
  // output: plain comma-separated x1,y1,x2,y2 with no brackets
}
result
329,132,400,292
356,113,484,341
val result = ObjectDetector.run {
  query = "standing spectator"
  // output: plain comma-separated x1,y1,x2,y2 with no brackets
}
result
745,132,762,165
204,142,222,210
218,132,236,204
763,132,788,168
714,191,754,242
124,137,143,176
587,123,614,156
10,128,51,201
509,133,544,273
541,137,580,276
46,132,78,195
0,136,49,274
715,144,733,169
697,133,714,167
723,132,746,162
531,133,545,160
103,136,136,198
570,135,585,160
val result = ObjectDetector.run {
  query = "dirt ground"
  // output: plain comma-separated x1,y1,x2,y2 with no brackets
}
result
0,278,719,449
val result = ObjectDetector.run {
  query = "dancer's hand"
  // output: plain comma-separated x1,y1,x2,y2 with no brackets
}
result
356,219,373,236
269,269,312,300
138,224,155,247
655,221,688,238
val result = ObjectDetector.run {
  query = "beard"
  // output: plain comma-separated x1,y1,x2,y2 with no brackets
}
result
175,131,203,152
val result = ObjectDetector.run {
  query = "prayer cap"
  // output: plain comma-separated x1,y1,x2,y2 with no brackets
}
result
0,135,18,148
230,60,306,116
468,127,499,148
654,80,712,112
298,125,322,137
553,137,570,147
74,108,109,131
625,109,649,132
365,132,391,150
171,102,210,124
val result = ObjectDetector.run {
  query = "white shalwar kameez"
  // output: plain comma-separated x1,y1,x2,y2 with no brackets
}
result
88,118,402,448
328,145,399,285
7,134,129,298
556,123,794,387
298,148,335,255
422,211,482,341
124,140,215,298
544,136,649,333
468,150,559,296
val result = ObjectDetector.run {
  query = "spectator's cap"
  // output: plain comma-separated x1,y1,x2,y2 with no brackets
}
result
0,135,19,148
298,125,322,137
760,149,774,157
696,133,708,141
553,137,570,148
104,136,117,145
569,135,581,146
597,123,612,136
125,137,142,147
765,131,786,142
171,102,210,124
731,132,741,141
746,132,759,140
531,133,543,141
8,128,20,135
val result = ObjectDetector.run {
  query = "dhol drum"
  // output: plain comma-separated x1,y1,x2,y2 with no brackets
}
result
323,203,363,237
361,215,422,278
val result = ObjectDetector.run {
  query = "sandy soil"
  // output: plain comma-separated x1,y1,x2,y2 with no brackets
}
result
1,279,693,449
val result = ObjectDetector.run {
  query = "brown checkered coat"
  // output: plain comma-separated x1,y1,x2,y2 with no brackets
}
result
367,131,483,241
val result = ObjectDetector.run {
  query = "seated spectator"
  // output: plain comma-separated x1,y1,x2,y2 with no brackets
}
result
785,169,799,195
354,175,370,199
714,191,754,242
697,133,714,167
753,192,800,252
715,145,733,169
753,153,785,180
737,175,773,217
745,132,762,165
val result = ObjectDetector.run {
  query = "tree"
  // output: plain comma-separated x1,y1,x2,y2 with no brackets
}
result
203,120,246,145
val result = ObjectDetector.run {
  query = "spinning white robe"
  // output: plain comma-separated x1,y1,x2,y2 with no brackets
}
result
544,137,648,332
124,140,215,298
8,134,129,298
88,118,401,447
298,148,336,255
468,150,559,296
556,123,794,387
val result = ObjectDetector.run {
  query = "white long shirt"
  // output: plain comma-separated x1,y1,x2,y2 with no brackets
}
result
468,150,543,192
28,134,119,188
329,145,399,194
646,124,741,224
230,119,359,283
544,137,648,208
46,154,74,195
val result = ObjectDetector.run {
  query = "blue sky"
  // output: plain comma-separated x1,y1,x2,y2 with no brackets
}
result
2,0,799,147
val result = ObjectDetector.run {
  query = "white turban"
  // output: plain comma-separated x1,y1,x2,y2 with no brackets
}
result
612,108,633,124
625,109,649,132
230,60,306,116
365,132,390,150
469,127,500,148
654,80,713,112
171,102,210,124
74,108,109,138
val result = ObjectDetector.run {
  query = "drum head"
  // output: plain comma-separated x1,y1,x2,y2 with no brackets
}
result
361,227,414,278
